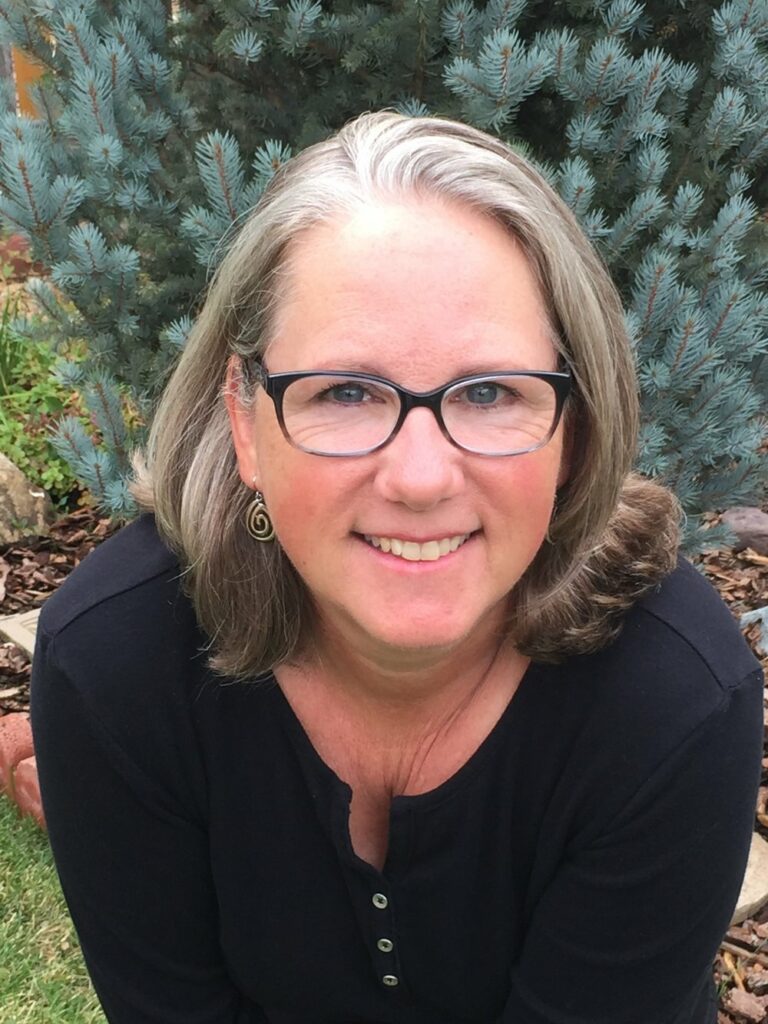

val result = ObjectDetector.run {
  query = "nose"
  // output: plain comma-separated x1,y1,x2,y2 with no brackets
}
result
374,407,464,511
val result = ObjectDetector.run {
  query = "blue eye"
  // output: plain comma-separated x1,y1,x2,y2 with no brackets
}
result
464,383,502,405
315,382,368,404
330,383,366,403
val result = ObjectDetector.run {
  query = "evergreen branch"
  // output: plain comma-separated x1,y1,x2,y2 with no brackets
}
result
484,0,526,34
51,415,95,468
0,198,32,233
710,197,757,250
34,86,62,149
48,176,88,224
444,59,495,100
88,450,108,503
495,38,513,101
590,52,617,110
86,78,110,137
708,292,738,347
552,34,576,78
14,153,46,233
108,47,120,93
198,132,242,222
705,87,752,153
637,54,666,111
608,189,665,253
670,316,697,373
69,224,110,276
21,13,51,69
61,17,93,68
639,260,668,340
737,119,768,168
86,375,128,463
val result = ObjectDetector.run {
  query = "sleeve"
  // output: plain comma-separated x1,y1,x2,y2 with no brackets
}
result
30,627,268,1024
499,668,764,1024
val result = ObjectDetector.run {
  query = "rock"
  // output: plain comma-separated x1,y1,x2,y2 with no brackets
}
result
722,507,768,556
726,987,768,1023
733,834,768,925
13,755,44,828
0,712,33,796
0,453,53,546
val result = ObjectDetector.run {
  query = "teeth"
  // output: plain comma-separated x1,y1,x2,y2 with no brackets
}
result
364,533,471,562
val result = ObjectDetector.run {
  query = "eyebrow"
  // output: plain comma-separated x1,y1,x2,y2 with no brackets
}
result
306,360,557,377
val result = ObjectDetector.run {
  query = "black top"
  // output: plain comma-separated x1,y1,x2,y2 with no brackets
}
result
30,515,763,1024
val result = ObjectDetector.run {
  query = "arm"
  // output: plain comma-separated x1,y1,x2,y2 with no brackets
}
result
31,627,267,1024
500,669,763,1024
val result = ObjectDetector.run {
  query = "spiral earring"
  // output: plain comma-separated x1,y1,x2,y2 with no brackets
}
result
245,482,275,542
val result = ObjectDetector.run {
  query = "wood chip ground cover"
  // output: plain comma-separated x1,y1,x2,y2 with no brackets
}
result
1,506,767,1021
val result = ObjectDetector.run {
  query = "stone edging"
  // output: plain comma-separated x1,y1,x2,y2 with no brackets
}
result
0,608,44,826
0,711,43,826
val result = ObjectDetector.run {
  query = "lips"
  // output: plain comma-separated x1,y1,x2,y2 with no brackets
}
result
361,533,472,562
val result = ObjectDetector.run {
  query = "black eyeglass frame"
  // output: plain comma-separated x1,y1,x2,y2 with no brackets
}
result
244,360,572,458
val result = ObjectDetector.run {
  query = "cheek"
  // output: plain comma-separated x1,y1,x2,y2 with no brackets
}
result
262,460,351,575
509,442,560,492
493,457,560,545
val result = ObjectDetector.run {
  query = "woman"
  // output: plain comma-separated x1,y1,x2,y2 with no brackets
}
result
31,112,762,1024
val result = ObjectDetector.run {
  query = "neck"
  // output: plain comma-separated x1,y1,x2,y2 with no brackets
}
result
288,608,524,737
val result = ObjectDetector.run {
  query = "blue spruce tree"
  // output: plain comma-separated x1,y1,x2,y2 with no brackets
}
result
0,0,764,547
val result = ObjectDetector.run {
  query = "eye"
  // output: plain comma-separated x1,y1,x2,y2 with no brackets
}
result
320,382,368,404
458,381,519,406
311,378,391,405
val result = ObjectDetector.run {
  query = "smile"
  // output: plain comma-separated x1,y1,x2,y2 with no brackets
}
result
362,533,472,562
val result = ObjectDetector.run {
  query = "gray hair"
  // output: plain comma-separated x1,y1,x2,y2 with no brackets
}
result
131,110,679,678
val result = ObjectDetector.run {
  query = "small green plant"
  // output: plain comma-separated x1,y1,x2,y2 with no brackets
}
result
0,323,91,509
0,295,23,397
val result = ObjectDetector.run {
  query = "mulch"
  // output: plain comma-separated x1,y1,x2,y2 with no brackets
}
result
0,507,118,710
1,504,767,1021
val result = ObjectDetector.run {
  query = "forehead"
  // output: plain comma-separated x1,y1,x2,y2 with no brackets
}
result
266,198,557,381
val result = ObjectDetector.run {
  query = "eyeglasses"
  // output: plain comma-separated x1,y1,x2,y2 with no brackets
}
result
246,362,571,458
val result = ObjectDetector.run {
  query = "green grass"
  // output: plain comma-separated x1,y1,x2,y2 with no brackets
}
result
0,796,106,1024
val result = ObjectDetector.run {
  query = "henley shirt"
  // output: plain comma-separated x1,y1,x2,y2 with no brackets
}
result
30,514,763,1024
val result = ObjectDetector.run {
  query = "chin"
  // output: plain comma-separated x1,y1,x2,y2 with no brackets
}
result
351,605,502,656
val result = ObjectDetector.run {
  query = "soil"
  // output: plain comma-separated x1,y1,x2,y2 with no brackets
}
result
1,503,767,1021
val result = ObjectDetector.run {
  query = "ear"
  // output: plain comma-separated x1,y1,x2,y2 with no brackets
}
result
224,355,261,490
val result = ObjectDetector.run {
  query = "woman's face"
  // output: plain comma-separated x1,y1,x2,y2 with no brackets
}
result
227,198,569,660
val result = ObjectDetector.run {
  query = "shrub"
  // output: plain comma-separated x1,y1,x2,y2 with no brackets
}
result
0,0,764,542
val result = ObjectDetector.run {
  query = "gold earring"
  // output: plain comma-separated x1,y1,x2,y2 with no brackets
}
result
245,486,274,542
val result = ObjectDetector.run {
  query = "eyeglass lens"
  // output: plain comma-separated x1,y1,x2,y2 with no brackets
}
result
279,374,560,455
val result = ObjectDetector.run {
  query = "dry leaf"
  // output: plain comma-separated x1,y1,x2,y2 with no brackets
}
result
0,556,9,603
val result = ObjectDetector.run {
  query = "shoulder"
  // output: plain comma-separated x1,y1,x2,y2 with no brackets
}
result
552,556,762,755
629,554,760,690
564,555,762,713
35,514,207,713
39,514,183,639
587,555,762,727
532,557,763,833
32,515,211,821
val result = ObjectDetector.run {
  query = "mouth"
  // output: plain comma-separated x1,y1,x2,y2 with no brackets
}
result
360,532,473,562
